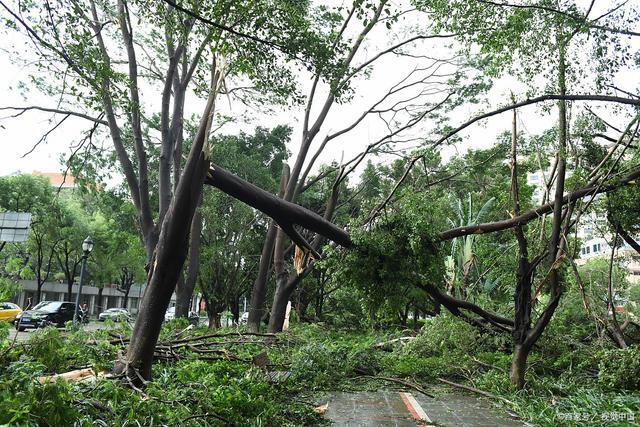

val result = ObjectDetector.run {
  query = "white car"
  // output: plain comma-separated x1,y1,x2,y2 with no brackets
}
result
98,308,131,322
165,306,200,325
164,306,176,321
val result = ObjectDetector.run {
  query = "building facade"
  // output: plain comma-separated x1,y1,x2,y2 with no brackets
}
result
13,280,176,315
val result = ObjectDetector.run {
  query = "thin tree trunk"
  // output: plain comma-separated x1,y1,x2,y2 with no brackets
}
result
509,107,534,388
607,231,627,349
247,164,289,333
123,287,131,309
175,197,203,318
267,189,291,333
97,287,104,313
67,279,74,301
511,36,570,388
231,295,240,325
268,282,295,333
268,168,344,332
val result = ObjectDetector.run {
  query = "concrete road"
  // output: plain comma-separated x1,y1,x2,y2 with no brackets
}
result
322,391,524,427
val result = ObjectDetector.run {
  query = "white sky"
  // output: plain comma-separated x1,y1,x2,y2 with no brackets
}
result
0,1,638,184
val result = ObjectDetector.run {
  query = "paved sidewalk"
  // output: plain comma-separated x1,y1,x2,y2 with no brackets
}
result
322,391,523,426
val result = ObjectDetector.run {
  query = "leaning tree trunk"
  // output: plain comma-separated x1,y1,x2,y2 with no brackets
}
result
268,282,296,333
175,200,203,318
247,164,289,332
113,84,219,381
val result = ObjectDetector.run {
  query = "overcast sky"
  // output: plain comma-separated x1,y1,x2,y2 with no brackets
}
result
0,1,637,183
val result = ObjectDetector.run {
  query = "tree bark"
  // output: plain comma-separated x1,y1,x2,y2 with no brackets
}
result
417,282,513,327
208,312,221,329
510,344,529,389
439,164,640,241
123,286,131,309
267,282,295,333
267,192,291,333
204,164,351,248
509,107,533,388
268,168,344,332
230,294,240,325
607,231,628,349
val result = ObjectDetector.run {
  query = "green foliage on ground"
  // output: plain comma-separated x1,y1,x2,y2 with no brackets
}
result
1,318,638,426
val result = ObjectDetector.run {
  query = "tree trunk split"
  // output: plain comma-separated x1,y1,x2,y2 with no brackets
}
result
114,85,218,382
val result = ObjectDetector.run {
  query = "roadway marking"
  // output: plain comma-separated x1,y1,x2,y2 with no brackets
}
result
399,391,432,426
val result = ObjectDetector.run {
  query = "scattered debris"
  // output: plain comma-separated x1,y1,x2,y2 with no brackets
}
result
38,367,109,384
438,378,514,405
373,336,416,351
314,403,329,415
357,375,434,398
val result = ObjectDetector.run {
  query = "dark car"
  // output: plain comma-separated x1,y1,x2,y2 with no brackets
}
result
15,301,77,331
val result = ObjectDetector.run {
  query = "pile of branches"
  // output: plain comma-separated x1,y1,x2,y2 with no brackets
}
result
108,331,288,364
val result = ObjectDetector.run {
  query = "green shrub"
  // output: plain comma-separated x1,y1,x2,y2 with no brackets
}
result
290,342,352,388
598,346,640,391
0,360,79,426
403,315,481,358
381,353,455,380
23,327,68,373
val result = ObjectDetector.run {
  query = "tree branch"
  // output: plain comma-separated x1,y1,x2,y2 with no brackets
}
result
204,164,352,248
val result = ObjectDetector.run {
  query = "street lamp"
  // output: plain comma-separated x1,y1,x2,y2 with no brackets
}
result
73,236,94,325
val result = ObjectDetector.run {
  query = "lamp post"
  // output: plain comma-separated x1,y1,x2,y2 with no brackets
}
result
73,236,94,325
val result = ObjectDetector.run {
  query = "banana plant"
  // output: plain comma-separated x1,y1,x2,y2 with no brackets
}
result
445,195,495,298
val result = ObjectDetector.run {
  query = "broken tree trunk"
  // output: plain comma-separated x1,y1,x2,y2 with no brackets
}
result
204,164,352,248
114,70,221,381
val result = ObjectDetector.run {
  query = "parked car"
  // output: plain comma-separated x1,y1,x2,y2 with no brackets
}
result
240,312,249,324
0,302,21,322
98,308,131,322
164,306,176,321
15,301,76,330
164,307,199,325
